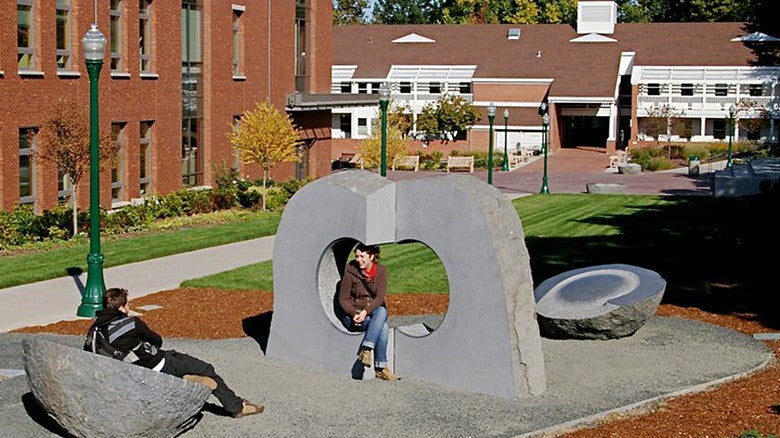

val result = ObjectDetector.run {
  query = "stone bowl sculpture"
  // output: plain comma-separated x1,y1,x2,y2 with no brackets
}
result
23,338,210,438
534,264,666,340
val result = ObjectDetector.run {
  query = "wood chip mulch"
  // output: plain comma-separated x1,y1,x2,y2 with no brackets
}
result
13,288,780,436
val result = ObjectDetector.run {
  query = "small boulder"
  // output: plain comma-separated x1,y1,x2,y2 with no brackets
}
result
618,163,642,174
534,264,665,340
23,338,210,438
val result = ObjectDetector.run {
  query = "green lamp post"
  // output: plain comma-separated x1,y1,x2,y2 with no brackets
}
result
502,109,509,171
487,103,496,185
727,104,735,168
379,82,391,177
540,111,550,194
77,24,108,318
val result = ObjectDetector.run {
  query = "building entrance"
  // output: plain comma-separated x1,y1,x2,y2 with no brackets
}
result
562,116,608,148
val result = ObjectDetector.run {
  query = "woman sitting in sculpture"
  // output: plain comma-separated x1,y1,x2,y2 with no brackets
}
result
337,243,399,381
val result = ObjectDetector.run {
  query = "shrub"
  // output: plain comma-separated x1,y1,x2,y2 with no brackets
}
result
736,430,777,438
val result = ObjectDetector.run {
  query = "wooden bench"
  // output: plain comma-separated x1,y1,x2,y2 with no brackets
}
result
392,155,419,172
508,149,534,170
446,156,474,173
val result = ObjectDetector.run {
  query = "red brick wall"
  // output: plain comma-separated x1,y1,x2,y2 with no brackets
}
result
0,0,332,213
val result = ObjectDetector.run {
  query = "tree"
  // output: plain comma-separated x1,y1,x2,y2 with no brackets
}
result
416,94,480,141
333,0,370,24
733,98,769,142
388,103,414,138
37,103,116,236
356,124,409,169
373,0,440,24
643,104,686,157
229,102,300,211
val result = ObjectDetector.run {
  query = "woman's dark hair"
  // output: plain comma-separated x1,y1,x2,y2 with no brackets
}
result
355,243,380,259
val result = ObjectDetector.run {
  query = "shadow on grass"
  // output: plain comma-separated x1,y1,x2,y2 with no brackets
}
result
526,192,780,331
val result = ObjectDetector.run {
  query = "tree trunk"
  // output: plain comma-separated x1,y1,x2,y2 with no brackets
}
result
71,183,79,237
262,167,269,211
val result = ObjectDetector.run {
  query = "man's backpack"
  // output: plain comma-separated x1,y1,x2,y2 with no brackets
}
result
84,317,140,363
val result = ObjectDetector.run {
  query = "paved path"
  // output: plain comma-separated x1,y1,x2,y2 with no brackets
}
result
0,237,275,332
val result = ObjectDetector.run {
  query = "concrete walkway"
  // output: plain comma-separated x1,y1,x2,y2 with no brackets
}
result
0,236,274,332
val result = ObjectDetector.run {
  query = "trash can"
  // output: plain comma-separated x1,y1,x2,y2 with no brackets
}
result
688,156,700,176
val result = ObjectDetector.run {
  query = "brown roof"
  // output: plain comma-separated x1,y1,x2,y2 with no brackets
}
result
333,22,762,100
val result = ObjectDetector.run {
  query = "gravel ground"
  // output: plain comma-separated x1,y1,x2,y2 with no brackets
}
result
0,316,770,438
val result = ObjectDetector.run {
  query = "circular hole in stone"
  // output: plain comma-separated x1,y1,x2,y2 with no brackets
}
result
318,239,450,337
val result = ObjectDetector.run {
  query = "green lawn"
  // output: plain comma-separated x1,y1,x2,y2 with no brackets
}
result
4,193,777,332
0,211,281,289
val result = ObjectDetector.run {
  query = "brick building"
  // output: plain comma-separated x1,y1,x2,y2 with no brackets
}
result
0,0,333,213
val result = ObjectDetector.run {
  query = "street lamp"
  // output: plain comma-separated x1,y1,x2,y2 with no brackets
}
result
487,103,496,185
727,104,735,168
502,109,509,171
540,111,550,194
77,24,107,317
379,82,391,177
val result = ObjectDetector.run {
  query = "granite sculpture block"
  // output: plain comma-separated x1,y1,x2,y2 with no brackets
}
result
23,338,210,438
268,170,546,399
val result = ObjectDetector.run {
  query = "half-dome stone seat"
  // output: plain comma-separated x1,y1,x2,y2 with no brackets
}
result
534,264,666,340
23,338,210,438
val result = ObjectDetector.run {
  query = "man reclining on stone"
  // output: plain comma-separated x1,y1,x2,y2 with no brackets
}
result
84,287,263,418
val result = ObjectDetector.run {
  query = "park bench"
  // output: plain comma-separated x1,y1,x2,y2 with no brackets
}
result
508,148,534,170
392,155,419,172
446,156,474,173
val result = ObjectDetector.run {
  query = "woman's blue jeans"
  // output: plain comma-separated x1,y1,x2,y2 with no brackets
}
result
341,305,389,368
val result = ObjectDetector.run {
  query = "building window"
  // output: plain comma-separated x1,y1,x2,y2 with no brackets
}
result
19,127,37,206
182,0,203,187
713,119,726,140
429,82,442,94
680,83,694,96
56,0,72,70
749,84,763,97
17,0,34,70
400,82,412,93
370,82,381,94
295,0,307,92
139,0,152,72
647,83,660,96
232,6,244,76
357,118,367,136
139,121,152,195
459,82,471,94
111,122,126,202
340,82,351,93
358,83,368,94
110,0,123,71
57,168,72,204
714,84,728,96
339,114,351,139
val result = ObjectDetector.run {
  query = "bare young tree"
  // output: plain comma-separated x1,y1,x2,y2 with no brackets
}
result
37,103,116,236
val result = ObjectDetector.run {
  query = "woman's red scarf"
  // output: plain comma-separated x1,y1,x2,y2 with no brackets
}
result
361,263,376,282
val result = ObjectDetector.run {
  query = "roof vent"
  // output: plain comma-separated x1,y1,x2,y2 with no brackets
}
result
577,1,616,35
507,28,521,40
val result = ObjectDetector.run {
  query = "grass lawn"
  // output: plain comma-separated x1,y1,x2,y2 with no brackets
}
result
0,211,281,289
183,193,779,334
4,193,777,333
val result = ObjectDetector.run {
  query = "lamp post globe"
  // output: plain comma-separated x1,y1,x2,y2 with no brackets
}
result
727,105,736,168
487,103,496,185
77,24,107,318
540,112,550,194
502,109,509,171
379,82,391,177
